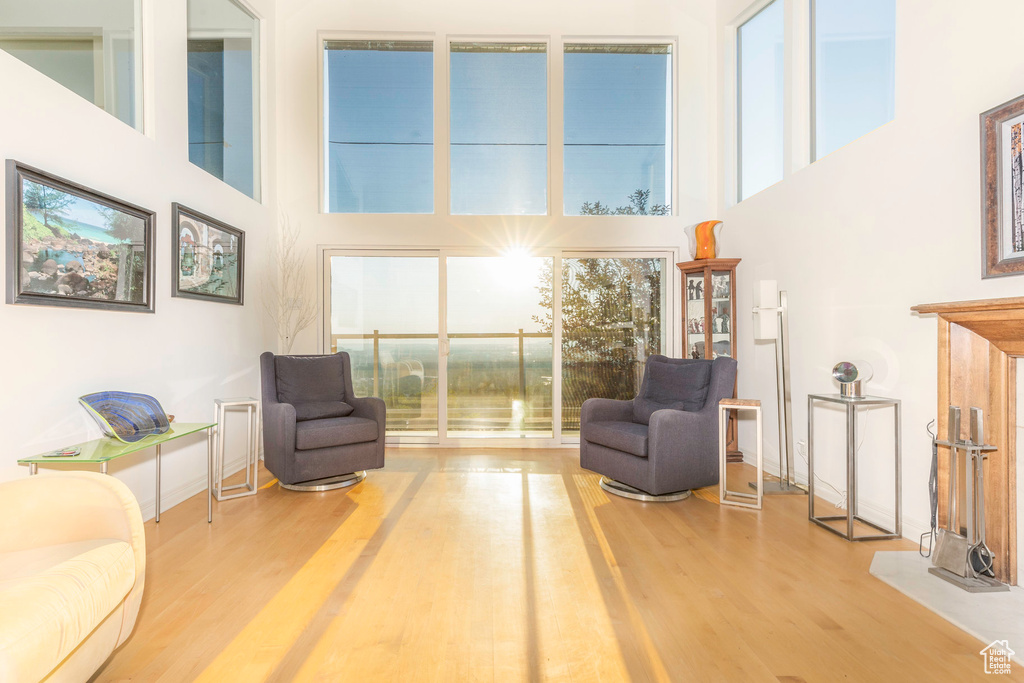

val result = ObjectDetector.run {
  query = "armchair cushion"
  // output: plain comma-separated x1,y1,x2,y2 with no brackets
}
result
632,359,712,425
583,421,649,457
275,355,347,404
295,416,379,450
293,401,354,422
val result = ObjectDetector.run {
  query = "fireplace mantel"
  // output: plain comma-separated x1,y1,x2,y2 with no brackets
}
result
911,296,1021,584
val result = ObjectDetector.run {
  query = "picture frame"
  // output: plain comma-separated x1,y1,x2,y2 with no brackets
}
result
171,203,244,305
6,160,155,312
981,94,1024,277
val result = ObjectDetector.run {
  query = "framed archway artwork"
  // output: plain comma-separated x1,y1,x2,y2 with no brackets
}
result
171,203,244,305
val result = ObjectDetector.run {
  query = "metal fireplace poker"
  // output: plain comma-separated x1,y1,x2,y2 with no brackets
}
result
926,406,1009,593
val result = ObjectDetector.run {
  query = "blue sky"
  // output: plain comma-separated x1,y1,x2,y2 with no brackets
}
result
324,43,672,215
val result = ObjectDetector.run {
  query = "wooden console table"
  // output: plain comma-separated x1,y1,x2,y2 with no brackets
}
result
19,422,217,523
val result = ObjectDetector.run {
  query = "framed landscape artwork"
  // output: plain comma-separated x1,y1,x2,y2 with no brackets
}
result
982,94,1024,277
171,203,244,305
5,160,155,312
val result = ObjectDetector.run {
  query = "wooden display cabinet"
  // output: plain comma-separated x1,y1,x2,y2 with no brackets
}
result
678,258,741,460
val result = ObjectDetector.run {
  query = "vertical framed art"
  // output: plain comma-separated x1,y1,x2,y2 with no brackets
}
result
981,94,1024,278
171,203,245,304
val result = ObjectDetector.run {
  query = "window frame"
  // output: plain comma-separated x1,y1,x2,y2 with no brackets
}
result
734,0,785,204
318,31,437,215
560,36,678,217
445,35,552,217
729,0,895,206
808,0,896,162
0,7,145,132
317,33,678,218
186,0,264,202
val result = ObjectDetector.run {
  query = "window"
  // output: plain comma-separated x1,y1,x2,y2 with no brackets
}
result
560,256,664,434
187,0,260,200
812,0,895,160
450,42,547,215
0,0,141,129
323,249,671,444
737,0,784,201
323,40,433,214
563,44,672,216
329,255,440,436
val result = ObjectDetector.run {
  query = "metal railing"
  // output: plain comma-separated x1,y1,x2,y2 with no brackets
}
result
331,329,553,401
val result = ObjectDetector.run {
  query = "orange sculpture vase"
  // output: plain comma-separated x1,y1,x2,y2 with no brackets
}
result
694,220,721,259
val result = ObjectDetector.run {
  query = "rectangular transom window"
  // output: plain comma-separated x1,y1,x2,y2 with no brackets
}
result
563,43,672,216
324,40,434,214
0,0,141,129
737,0,784,202
449,42,547,215
187,0,261,200
812,0,895,160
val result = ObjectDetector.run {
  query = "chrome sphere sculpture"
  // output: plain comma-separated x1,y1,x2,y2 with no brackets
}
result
832,361,872,398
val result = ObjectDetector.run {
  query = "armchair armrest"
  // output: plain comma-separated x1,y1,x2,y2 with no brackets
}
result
581,397,634,425
349,396,386,443
262,401,296,477
349,395,385,422
0,471,143,553
0,472,146,644
647,407,720,490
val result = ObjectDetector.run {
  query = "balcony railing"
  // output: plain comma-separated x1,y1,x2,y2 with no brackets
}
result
331,329,552,402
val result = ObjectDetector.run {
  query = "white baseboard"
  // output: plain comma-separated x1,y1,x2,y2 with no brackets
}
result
740,450,929,545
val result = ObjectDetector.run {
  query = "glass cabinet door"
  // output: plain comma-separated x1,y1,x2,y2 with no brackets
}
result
710,271,732,358
684,272,706,359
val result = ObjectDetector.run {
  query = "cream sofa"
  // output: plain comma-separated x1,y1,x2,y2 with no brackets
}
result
0,472,145,682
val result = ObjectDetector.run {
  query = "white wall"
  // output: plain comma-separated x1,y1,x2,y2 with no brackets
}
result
275,0,719,353
716,0,1024,541
0,0,277,521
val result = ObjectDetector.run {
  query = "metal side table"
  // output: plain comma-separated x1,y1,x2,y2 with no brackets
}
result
808,393,901,541
213,397,260,501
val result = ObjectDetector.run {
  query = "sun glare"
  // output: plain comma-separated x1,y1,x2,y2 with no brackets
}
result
492,247,539,290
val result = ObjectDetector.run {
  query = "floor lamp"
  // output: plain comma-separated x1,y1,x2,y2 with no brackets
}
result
752,280,804,495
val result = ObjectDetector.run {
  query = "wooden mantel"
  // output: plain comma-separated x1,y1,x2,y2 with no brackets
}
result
911,296,1021,584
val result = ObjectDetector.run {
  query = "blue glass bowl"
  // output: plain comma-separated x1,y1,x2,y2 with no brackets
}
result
79,391,171,443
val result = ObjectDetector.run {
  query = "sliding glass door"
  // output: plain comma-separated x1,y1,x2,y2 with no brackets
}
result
560,256,666,436
328,254,440,437
446,255,553,438
324,249,671,445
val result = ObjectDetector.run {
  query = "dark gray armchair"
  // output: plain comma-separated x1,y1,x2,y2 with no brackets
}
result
260,352,385,491
580,355,737,501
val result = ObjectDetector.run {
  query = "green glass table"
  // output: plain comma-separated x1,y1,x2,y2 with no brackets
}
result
19,422,217,523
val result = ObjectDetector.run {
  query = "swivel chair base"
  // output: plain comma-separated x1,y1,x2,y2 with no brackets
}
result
599,477,692,502
279,471,366,492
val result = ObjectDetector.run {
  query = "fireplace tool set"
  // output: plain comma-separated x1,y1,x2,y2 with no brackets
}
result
922,406,1008,592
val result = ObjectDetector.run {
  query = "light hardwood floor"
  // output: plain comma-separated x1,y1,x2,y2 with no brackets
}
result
96,449,1009,682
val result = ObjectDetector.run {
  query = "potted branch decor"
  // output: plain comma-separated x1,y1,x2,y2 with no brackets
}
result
262,217,317,354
